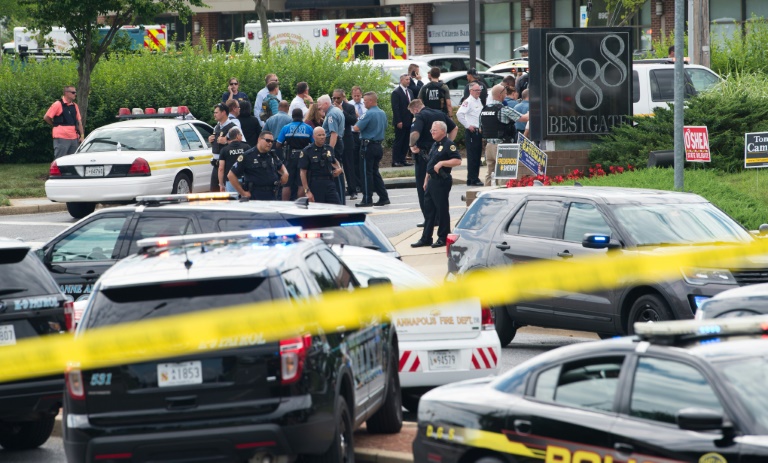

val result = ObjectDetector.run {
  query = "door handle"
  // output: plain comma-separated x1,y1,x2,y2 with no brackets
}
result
513,419,531,434
614,443,634,455
188,156,195,160
557,250,573,258
496,242,510,251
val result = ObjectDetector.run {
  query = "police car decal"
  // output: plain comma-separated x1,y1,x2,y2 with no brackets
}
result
11,296,59,311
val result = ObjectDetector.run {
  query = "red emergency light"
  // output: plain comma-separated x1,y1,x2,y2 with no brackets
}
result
118,108,131,116
321,28,329,37
247,31,254,40
337,27,347,35
145,108,157,114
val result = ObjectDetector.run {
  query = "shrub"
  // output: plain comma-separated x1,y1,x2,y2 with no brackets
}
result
711,15,768,76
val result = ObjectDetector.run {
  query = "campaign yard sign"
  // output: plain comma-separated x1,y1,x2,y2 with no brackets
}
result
493,144,520,180
745,132,768,168
517,133,548,175
684,126,710,162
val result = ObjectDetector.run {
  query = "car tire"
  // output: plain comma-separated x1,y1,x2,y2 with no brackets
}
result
401,392,420,414
172,172,192,194
304,396,354,463
0,415,55,450
366,349,403,434
494,306,517,347
66,202,96,219
628,294,673,334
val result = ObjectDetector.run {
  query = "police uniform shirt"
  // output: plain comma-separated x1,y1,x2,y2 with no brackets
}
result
427,138,461,175
299,144,337,176
220,140,251,176
323,106,345,139
277,121,314,150
456,95,483,129
230,149,283,186
354,105,387,141
411,108,457,149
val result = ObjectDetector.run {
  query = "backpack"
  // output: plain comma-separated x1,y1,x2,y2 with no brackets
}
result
260,94,277,122
421,81,447,112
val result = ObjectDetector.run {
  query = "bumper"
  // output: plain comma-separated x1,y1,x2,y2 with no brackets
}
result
45,175,174,202
398,332,501,388
0,376,63,421
413,433,464,463
660,280,737,319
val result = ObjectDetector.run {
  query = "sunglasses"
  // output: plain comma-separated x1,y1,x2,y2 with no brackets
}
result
229,82,239,85
333,96,343,100
67,91,77,94
262,138,275,144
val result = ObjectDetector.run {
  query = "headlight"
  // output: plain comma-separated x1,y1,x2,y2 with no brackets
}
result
681,267,737,286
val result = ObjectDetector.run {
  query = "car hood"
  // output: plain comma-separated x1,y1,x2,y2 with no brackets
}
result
627,244,768,268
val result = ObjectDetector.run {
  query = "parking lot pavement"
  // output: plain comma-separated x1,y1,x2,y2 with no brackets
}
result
355,422,417,463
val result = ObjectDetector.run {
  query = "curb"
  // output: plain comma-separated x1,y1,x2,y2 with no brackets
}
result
0,203,67,216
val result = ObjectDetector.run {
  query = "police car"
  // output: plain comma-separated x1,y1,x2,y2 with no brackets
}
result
414,317,768,463
45,108,215,219
64,228,402,463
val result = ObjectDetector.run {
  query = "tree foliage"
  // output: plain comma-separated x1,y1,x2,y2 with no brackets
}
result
604,0,647,26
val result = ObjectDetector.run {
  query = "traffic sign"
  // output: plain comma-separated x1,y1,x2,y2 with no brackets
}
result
683,126,710,162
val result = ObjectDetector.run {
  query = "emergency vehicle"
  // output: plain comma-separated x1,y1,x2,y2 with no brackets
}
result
243,16,408,61
9,25,166,56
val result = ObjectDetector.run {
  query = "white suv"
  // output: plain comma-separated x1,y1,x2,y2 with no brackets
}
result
633,60,721,116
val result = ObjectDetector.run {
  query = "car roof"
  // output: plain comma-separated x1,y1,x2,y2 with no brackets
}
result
632,61,716,71
440,70,500,80
97,199,371,216
480,186,709,205
710,282,768,300
411,54,491,65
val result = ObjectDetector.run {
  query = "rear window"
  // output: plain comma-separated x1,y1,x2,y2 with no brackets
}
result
0,249,60,297
84,277,272,329
457,197,508,230
287,216,395,253
79,127,165,152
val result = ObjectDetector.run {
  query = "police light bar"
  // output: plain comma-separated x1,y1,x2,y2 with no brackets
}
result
137,227,334,253
136,192,238,206
634,315,768,344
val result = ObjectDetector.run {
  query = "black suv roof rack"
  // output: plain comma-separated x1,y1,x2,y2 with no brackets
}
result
634,316,768,346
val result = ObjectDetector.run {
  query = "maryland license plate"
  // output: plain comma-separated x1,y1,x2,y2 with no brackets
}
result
428,350,458,371
0,325,16,346
85,166,104,177
157,361,202,387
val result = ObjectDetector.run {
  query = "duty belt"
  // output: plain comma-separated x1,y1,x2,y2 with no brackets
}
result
249,185,275,191
362,139,382,144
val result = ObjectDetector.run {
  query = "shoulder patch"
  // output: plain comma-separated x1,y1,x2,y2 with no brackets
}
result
450,144,456,151
237,155,244,162
327,150,332,157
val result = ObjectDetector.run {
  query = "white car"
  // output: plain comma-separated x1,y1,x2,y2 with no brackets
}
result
364,59,431,86
487,58,528,74
410,53,491,73
46,116,215,219
632,61,721,116
441,70,507,107
332,245,501,412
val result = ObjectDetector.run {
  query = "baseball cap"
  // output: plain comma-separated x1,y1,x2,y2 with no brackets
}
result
467,68,478,76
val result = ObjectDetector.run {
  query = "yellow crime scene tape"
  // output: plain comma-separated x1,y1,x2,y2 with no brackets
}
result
3,239,768,383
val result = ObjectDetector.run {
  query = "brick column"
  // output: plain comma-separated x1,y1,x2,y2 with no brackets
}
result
400,4,432,56
523,0,552,46
649,0,674,46
192,12,219,48
291,10,319,21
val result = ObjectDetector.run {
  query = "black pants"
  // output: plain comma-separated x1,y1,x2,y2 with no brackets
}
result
309,176,341,204
414,152,429,220
353,133,363,192
392,126,409,165
465,129,482,184
249,187,276,201
421,175,452,242
331,139,346,205
210,163,219,191
342,132,358,194
286,150,302,200
361,142,388,203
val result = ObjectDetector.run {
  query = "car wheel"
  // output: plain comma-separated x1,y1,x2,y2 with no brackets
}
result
628,294,672,334
304,396,354,463
0,415,55,450
366,348,403,434
172,172,192,194
494,306,517,347
401,392,420,414
65,202,96,219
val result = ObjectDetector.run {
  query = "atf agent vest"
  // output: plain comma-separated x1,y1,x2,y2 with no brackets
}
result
480,104,515,141
422,81,447,112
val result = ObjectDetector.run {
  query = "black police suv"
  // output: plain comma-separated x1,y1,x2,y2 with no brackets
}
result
37,193,397,301
414,316,768,463
0,238,72,450
63,228,402,463
448,186,768,343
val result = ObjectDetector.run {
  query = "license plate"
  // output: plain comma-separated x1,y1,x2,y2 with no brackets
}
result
85,166,104,177
428,350,458,371
157,361,202,387
0,325,16,346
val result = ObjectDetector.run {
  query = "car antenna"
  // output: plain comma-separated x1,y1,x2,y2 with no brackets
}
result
183,247,193,270
294,197,309,209
574,181,583,187
533,179,544,186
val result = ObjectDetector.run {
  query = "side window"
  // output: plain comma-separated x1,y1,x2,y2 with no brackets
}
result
505,203,526,234
52,216,129,262
632,70,640,103
549,357,624,412
179,124,204,150
630,357,723,424
129,217,195,254
686,69,720,92
533,365,560,401
193,123,213,148
317,249,356,290
457,197,508,230
650,69,674,101
282,268,314,301
486,75,504,87
176,127,191,151
447,77,468,90
517,200,563,238
305,253,339,292
563,202,612,242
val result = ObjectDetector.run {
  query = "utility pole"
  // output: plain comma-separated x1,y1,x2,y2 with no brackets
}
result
468,0,476,69
688,0,711,67
674,0,685,190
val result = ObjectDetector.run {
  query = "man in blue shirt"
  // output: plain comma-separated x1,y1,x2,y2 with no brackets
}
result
263,100,292,140
513,89,530,133
277,109,314,200
352,92,389,207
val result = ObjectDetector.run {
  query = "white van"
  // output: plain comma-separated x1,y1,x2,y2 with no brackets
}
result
633,61,721,116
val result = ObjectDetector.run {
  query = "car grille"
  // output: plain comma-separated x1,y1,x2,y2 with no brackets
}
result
732,269,768,286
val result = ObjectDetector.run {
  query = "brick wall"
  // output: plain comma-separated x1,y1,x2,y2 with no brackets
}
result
400,4,432,56
522,0,552,47
192,12,219,47
291,10,319,21
539,149,591,177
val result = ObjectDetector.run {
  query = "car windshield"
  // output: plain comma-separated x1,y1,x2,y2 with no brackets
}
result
79,127,165,152
610,203,752,246
713,355,768,433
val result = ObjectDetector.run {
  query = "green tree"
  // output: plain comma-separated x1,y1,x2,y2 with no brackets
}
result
25,0,206,127
252,0,269,52
604,0,647,26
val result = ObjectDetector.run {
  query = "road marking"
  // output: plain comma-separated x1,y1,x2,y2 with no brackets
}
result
0,221,70,227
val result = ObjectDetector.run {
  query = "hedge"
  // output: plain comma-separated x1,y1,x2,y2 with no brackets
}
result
0,42,392,163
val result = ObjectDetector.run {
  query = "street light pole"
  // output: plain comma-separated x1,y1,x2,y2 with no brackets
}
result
673,0,685,190
469,0,476,69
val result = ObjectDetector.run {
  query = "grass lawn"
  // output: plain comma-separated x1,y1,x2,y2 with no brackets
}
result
0,163,49,205
381,168,415,178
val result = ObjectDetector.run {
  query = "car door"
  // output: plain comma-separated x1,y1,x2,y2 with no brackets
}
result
45,212,132,300
177,123,212,192
612,354,740,463
445,76,468,107
487,199,566,328
124,213,200,255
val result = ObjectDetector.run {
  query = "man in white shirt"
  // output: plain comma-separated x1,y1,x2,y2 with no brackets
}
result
254,74,281,127
289,82,313,119
456,82,484,186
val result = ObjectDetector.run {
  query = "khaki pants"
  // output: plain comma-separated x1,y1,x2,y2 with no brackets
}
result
484,142,499,186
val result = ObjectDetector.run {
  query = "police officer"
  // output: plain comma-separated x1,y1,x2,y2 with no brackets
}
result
276,108,314,200
218,127,251,193
209,103,237,191
411,121,462,248
319,94,347,204
408,99,458,228
481,84,523,186
228,131,288,201
351,91,390,207
299,127,343,204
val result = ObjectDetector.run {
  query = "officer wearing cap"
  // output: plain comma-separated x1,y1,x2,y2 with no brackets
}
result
228,131,288,200
299,127,343,204
218,127,251,193
461,68,489,105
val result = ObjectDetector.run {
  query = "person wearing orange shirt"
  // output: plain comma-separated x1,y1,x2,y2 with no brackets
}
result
44,85,85,158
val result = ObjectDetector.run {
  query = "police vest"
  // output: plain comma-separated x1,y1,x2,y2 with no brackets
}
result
422,81,446,112
308,148,334,177
53,99,78,127
249,153,279,185
480,105,514,141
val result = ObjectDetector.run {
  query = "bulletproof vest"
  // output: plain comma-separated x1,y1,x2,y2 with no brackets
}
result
255,154,278,182
212,121,236,155
422,81,446,111
480,104,514,141
310,148,333,176
53,99,78,127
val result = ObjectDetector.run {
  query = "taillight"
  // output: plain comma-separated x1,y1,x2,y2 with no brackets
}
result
49,161,61,177
64,301,75,332
127,157,151,176
481,307,495,331
65,366,85,400
280,334,311,385
446,233,459,256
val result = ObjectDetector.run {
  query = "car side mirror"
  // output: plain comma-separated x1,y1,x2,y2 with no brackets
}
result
582,233,621,250
676,407,724,431
367,277,392,287
759,224,768,236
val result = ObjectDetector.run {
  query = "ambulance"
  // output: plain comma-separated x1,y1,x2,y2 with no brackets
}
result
10,25,166,56
243,16,408,61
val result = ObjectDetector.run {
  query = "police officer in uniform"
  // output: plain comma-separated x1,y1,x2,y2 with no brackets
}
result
351,91,390,207
411,121,462,248
218,127,251,193
408,99,458,228
276,108,314,200
299,127,343,204
228,131,288,200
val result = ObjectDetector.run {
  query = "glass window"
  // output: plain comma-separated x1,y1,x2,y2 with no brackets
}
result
630,357,723,424
318,249,356,290
650,69,674,101
554,0,574,27
632,71,640,103
193,123,213,148
506,203,526,234
176,127,191,151
128,217,194,254
80,127,165,152
710,0,740,22
714,355,768,432
458,197,509,230
551,357,624,412
305,253,338,292
483,33,512,68
446,76,468,91
52,216,128,262
282,268,314,301
687,69,721,92
179,124,204,150
0,249,61,296
563,202,612,242
533,365,560,401
518,200,563,238
485,3,511,30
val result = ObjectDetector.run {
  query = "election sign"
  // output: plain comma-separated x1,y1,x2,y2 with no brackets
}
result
517,133,548,175
684,126,711,162
745,132,768,169
493,144,520,180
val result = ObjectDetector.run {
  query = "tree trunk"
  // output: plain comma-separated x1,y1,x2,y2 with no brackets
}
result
76,39,94,131
254,0,270,53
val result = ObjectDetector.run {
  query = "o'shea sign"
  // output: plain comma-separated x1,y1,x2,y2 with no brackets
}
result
684,126,711,162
